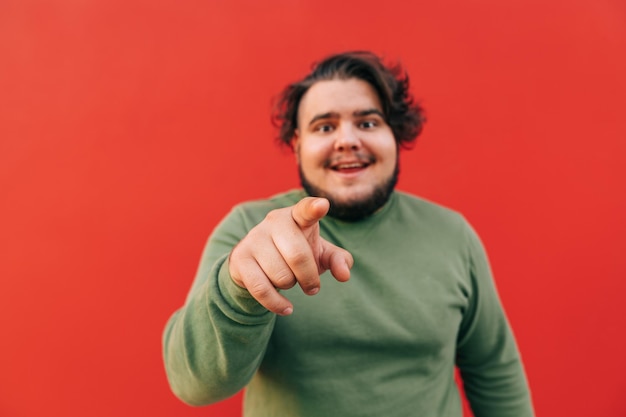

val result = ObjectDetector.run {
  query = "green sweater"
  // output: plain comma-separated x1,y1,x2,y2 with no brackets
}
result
163,190,534,417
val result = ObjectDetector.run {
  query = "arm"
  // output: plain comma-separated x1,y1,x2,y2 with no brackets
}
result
162,197,353,406
456,223,535,417
162,206,276,406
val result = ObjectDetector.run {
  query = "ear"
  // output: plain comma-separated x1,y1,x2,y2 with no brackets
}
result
291,130,301,162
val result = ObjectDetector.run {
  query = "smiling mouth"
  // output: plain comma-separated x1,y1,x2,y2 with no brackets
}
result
331,162,370,171
326,154,375,172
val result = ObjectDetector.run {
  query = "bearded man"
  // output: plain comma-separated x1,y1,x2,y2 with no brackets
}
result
163,51,534,417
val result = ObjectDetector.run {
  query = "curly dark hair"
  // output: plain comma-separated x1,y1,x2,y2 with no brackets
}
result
272,51,426,149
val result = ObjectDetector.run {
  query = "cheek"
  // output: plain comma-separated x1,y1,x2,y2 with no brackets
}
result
375,142,398,164
299,142,330,167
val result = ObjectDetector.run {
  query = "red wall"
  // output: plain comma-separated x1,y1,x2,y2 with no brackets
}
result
1,1,625,416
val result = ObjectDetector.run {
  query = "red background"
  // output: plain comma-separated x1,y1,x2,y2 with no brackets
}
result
1,0,625,416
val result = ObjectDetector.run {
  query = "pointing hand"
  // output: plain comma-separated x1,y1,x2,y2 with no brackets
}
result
229,197,353,315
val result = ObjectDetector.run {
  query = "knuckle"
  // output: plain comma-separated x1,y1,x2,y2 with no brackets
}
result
288,250,311,269
272,271,296,289
264,210,277,222
264,208,285,223
247,281,284,312
246,280,272,299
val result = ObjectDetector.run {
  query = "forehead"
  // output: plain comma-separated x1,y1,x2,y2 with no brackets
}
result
297,78,383,124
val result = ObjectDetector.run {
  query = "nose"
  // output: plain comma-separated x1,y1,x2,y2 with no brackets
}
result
334,123,362,152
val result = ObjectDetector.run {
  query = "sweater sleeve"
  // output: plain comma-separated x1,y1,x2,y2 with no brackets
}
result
162,206,276,406
455,222,534,417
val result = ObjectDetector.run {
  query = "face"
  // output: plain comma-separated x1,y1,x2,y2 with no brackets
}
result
293,78,398,221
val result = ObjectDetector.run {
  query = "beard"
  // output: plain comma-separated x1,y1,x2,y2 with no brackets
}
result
299,163,399,222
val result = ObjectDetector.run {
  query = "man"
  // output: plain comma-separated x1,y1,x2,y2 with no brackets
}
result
162,51,534,417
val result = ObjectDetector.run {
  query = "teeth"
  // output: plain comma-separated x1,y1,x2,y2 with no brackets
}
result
337,163,363,169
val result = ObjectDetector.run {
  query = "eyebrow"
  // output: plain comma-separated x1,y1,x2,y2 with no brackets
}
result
307,112,337,127
306,108,385,127
354,108,385,118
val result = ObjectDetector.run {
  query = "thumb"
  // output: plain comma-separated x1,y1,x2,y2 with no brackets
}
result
318,240,354,283
291,197,330,229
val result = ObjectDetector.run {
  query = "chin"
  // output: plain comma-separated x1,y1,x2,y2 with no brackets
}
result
328,188,374,205
299,166,399,222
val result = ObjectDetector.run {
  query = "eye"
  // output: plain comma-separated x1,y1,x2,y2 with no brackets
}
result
359,120,377,129
314,124,334,133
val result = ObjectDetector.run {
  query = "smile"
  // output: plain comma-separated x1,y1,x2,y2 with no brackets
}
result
326,154,376,172
331,162,370,171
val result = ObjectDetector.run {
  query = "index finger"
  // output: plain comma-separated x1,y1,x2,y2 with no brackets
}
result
291,197,329,229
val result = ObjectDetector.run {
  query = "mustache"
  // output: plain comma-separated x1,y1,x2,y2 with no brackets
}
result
323,153,376,169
